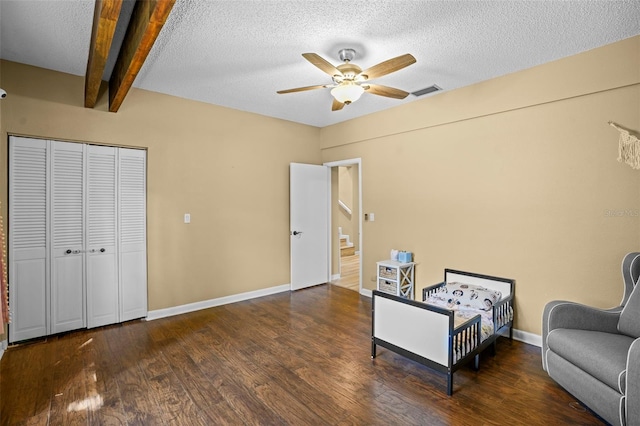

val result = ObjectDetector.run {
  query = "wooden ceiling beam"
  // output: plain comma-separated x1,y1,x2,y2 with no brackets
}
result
84,0,123,108
108,0,176,112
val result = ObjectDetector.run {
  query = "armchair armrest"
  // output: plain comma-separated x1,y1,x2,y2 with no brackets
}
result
626,338,640,426
542,301,621,371
544,300,621,334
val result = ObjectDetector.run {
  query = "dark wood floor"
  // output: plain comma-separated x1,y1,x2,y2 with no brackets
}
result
1,284,604,425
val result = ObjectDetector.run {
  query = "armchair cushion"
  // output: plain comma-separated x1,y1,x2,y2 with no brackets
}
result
619,282,640,338
547,329,635,393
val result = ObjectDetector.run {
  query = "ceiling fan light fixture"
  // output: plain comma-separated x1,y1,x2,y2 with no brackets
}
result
331,82,364,104
278,50,416,111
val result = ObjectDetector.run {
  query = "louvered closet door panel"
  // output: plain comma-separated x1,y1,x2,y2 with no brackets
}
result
50,141,86,334
8,137,49,342
86,145,119,328
119,148,147,321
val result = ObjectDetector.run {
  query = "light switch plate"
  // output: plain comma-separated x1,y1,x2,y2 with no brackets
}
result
184,213,191,224
369,213,375,221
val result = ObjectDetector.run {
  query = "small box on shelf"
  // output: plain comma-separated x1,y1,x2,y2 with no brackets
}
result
398,251,412,263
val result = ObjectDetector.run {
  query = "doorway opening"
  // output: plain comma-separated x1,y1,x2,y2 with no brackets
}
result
325,159,362,294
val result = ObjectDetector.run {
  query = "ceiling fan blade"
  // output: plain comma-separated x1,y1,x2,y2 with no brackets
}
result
364,84,410,99
302,53,342,77
277,84,328,94
358,54,416,80
332,98,345,111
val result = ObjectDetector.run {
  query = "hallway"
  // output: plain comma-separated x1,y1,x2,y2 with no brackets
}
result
331,253,359,292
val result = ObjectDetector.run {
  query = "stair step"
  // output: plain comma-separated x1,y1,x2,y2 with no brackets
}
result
340,236,353,249
341,245,355,256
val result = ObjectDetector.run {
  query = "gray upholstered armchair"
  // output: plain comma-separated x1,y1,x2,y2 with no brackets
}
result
542,252,640,426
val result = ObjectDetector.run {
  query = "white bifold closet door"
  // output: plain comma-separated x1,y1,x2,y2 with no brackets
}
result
86,145,119,328
118,148,147,322
8,137,49,342
8,136,147,343
50,141,86,334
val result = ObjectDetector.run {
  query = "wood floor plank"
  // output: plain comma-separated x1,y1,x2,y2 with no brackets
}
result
147,370,208,426
1,284,606,425
235,340,349,424
200,359,287,425
0,338,53,424
49,331,95,426
106,322,166,425
161,338,240,424
181,323,288,424
87,326,128,425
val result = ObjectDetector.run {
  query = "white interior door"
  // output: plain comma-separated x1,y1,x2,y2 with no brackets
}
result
8,137,49,342
86,145,119,328
290,163,329,290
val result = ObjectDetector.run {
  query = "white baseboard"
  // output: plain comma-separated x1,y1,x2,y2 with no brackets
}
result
494,327,542,347
512,329,542,347
360,288,372,298
147,284,290,321
331,273,340,281
0,339,6,361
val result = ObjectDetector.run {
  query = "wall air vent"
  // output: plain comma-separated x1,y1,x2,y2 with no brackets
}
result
411,85,442,97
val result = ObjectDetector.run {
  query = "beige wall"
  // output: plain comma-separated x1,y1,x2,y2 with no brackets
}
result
0,60,321,340
321,36,640,335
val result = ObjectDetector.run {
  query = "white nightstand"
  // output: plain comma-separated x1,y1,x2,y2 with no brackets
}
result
376,260,415,299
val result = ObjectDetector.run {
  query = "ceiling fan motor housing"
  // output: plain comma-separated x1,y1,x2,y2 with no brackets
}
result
338,48,356,62
334,63,363,83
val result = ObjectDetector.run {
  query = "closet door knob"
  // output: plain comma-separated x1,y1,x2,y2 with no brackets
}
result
100,248,106,253
65,249,72,254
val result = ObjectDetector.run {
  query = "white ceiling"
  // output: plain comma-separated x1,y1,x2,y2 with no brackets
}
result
1,1,639,128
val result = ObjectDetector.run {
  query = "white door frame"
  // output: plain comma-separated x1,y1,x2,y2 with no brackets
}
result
323,158,363,295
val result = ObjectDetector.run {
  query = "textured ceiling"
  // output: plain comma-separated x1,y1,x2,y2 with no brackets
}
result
1,0,640,128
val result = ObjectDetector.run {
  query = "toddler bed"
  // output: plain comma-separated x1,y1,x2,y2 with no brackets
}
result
371,269,515,395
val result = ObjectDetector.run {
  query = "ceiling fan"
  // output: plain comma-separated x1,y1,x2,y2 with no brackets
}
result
277,49,416,111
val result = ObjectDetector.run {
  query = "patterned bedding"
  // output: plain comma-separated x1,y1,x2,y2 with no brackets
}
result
453,306,514,341
454,310,494,342
426,281,514,362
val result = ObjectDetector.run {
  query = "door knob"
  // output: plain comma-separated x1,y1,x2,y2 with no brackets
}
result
100,248,105,253
292,231,303,236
